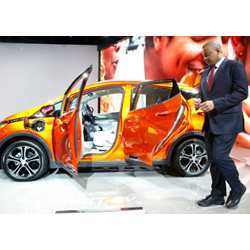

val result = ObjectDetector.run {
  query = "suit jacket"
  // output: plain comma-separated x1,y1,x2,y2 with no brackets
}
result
199,59,248,135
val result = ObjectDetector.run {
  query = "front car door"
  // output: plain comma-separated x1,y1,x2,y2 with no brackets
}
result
53,65,92,174
123,79,184,166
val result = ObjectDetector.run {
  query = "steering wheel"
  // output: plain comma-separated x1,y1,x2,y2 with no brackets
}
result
82,104,103,131
82,104,95,123
86,104,94,114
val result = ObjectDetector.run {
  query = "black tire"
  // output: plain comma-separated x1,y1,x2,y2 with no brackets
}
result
1,140,49,181
173,138,210,177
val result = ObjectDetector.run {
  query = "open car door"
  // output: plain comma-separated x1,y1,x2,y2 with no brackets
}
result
53,65,92,175
123,79,184,167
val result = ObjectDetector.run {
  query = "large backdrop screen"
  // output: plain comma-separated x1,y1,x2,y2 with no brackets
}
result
100,36,250,150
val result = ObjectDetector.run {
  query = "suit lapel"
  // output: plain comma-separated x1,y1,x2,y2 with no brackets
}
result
210,58,228,92
201,68,210,96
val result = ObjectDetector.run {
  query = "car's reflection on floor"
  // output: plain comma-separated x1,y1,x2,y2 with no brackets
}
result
0,144,249,214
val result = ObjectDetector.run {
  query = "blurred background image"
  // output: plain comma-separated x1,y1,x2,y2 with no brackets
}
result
100,36,250,150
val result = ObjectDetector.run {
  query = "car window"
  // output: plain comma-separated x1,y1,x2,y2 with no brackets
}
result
131,83,176,111
69,87,123,114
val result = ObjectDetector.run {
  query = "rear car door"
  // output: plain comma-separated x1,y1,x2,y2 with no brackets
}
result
53,65,92,174
123,80,184,166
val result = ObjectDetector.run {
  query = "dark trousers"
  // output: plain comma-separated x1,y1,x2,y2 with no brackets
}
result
205,132,243,197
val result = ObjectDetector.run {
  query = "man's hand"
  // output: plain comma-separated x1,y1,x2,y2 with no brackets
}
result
199,100,215,112
194,98,201,110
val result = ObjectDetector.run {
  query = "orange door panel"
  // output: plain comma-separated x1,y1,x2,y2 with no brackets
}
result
53,110,82,173
53,65,92,173
123,80,183,166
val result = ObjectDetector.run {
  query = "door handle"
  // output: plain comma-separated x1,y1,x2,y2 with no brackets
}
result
155,111,170,117
62,121,69,125
61,121,69,129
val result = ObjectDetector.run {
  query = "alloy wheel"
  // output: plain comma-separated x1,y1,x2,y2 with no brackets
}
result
5,145,42,180
178,141,208,176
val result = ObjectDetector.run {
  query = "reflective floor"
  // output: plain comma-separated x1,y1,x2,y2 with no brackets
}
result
0,145,249,214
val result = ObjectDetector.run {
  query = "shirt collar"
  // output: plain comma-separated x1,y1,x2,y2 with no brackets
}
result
215,57,225,69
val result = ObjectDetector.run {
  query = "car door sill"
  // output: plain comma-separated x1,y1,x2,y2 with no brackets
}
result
78,160,168,168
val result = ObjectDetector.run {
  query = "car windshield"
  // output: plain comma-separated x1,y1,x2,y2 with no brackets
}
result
54,101,62,113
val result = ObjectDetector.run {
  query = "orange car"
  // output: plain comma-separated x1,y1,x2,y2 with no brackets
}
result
0,65,209,181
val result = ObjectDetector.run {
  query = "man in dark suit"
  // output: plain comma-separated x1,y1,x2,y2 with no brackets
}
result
194,41,248,209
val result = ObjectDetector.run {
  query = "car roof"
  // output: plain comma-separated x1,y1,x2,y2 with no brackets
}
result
82,79,195,93
86,80,141,88
68,80,141,96
51,79,195,104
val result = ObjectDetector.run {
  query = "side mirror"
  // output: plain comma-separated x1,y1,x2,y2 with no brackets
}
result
30,104,55,119
53,110,61,117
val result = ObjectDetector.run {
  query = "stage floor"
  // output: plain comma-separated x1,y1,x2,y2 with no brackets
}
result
0,144,249,214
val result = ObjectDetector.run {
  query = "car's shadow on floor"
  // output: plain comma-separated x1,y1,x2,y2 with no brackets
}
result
49,165,181,179
158,167,180,177
48,165,183,190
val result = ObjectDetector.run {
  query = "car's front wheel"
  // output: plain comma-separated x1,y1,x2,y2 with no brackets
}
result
173,138,210,177
1,140,49,181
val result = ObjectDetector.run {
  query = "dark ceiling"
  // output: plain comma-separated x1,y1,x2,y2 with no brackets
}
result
0,36,127,49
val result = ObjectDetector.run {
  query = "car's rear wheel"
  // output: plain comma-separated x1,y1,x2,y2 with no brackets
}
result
1,140,49,181
173,138,210,177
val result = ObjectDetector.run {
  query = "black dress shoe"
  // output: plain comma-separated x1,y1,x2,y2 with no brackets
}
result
197,195,225,207
226,184,246,209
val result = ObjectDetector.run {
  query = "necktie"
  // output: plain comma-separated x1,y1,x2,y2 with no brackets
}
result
207,65,215,92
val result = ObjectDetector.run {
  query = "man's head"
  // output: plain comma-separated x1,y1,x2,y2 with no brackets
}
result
202,41,224,66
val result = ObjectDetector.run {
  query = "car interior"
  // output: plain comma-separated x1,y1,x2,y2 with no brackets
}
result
79,87,123,155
